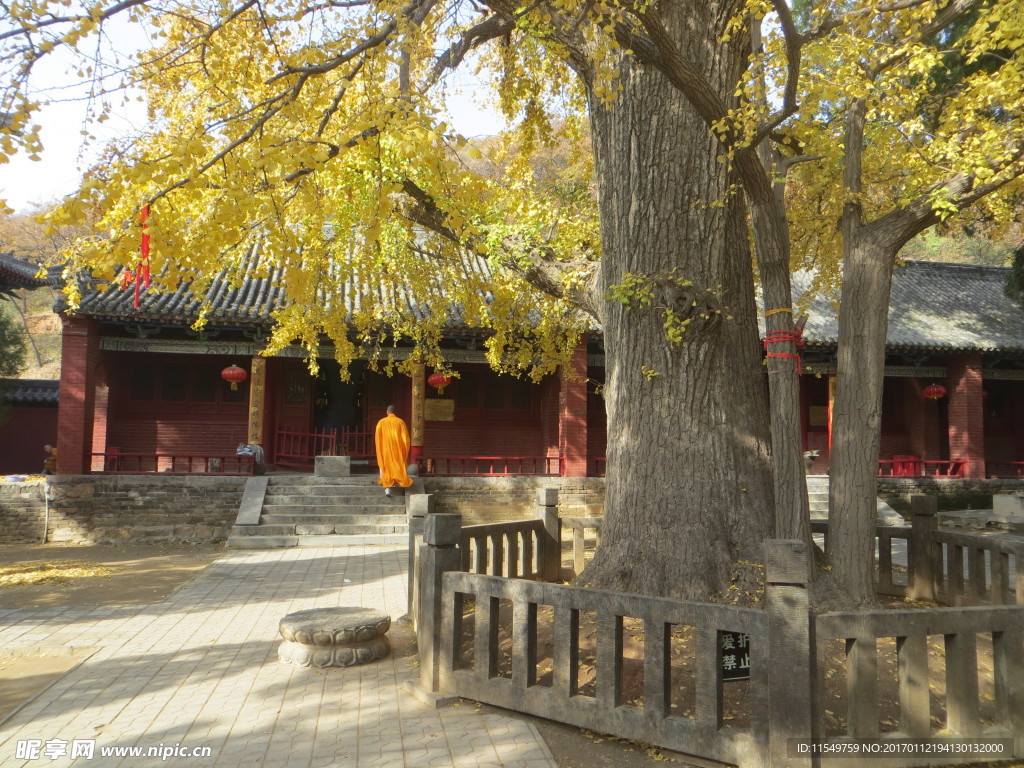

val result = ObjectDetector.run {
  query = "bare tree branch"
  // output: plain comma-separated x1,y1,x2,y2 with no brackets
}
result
422,13,515,92
400,177,600,317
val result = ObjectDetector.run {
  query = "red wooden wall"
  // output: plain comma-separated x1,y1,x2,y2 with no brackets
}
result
0,405,59,474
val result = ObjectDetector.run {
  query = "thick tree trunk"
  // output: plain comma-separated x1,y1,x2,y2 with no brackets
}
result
828,230,895,606
577,2,775,600
746,172,811,546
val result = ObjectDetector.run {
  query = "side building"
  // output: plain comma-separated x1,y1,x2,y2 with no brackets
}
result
52,258,1024,479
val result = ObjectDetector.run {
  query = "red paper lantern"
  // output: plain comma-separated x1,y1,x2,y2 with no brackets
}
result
221,364,248,390
427,372,452,394
922,383,947,400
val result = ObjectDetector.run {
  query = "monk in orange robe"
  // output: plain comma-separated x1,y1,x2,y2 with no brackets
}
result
375,405,413,495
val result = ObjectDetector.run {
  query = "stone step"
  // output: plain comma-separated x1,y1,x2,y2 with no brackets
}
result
261,503,401,516
233,524,296,536
295,534,407,547
227,534,406,549
263,492,403,504
261,514,407,526
268,476,380,487
228,535,298,549
262,489,397,501
233,523,408,536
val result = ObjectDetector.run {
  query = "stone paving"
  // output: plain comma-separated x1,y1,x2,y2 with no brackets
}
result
0,547,557,768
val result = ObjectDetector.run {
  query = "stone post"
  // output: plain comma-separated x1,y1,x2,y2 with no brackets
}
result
536,487,560,582
909,494,939,602
407,493,434,621
765,539,813,768
418,513,462,693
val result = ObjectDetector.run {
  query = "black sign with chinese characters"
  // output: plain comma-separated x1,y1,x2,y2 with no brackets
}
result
720,631,751,682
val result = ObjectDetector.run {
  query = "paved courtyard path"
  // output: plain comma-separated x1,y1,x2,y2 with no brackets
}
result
0,547,557,768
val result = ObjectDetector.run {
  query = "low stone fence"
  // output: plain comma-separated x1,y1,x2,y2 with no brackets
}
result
562,516,602,579
0,475,246,544
813,496,1024,606
421,476,604,523
413,492,1024,767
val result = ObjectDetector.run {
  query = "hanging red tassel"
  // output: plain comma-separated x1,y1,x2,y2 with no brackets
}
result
124,204,152,309
136,204,151,309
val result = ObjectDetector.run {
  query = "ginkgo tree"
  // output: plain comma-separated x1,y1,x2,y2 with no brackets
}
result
778,0,1024,605
3,0,1023,603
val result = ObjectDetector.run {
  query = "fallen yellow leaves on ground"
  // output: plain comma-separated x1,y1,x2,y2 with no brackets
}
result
0,561,115,588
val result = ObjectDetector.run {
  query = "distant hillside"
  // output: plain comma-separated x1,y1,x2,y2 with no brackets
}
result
899,227,1020,267
7,286,61,380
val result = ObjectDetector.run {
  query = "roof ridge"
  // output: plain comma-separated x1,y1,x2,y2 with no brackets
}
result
900,259,1010,273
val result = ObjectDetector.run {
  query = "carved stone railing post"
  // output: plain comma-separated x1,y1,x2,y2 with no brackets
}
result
536,487,560,582
418,512,462,693
765,539,813,767
910,494,939,602
407,493,434,621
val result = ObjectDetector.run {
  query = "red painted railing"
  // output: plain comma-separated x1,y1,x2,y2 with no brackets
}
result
878,458,964,477
424,456,561,477
338,427,374,458
90,453,254,475
274,427,337,469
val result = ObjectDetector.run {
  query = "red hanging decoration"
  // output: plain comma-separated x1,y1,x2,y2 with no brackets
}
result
427,372,452,394
122,204,153,309
923,383,947,400
221,364,248,391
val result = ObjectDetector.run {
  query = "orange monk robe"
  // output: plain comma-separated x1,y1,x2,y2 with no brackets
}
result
375,414,414,488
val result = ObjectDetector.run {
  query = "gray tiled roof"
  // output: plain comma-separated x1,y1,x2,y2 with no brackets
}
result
69,244,494,328
72,243,287,325
69,251,1024,354
0,252,61,295
1,378,59,405
797,260,1024,353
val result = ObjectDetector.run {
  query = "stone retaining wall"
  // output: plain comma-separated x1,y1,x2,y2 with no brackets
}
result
1,474,605,544
0,480,48,544
422,477,604,524
0,475,247,544
877,477,1024,512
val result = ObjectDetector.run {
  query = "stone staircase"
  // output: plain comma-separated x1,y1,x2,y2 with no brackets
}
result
228,465,409,548
806,474,907,525
807,474,829,518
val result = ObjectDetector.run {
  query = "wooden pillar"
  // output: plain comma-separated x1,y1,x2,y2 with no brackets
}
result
558,337,588,477
947,354,985,478
56,316,100,474
247,355,267,445
410,361,425,465
90,361,110,461
827,374,835,452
